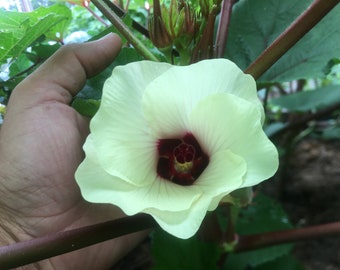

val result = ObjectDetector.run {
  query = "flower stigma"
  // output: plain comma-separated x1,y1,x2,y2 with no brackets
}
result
157,133,209,186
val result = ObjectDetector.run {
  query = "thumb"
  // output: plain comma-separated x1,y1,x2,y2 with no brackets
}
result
8,33,122,110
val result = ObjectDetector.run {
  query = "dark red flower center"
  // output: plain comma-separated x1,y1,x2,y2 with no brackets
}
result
157,133,209,186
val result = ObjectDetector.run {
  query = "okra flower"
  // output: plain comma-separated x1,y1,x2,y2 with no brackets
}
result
75,59,278,239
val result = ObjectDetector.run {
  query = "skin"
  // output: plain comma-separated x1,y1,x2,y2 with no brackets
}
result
0,33,144,269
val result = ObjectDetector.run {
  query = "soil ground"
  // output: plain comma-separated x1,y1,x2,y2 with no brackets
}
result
113,138,340,270
273,139,340,270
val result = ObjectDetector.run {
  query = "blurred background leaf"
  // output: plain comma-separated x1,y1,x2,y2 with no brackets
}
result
270,85,340,112
225,0,340,82
224,194,293,269
0,4,71,65
72,47,144,117
151,228,221,270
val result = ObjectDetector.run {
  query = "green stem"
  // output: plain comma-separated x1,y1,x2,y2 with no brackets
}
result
245,0,339,79
91,0,159,62
0,214,155,269
235,221,340,252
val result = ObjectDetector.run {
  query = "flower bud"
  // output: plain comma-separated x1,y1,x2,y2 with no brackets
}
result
199,0,222,19
149,0,173,49
173,2,198,50
149,0,198,56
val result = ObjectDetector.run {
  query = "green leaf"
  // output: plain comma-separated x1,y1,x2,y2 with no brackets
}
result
8,53,32,77
237,194,292,234
225,0,311,71
265,122,286,137
73,47,143,116
128,0,146,10
225,0,340,82
78,47,143,100
43,5,72,42
151,229,221,270
71,98,101,117
31,43,61,60
114,46,145,66
89,25,123,42
320,126,340,140
224,194,293,269
270,85,340,112
253,255,304,270
0,4,71,65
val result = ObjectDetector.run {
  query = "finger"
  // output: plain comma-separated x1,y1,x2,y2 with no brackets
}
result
10,33,122,107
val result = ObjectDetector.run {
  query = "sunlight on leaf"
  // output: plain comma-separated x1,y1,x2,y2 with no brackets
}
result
0,4,71,65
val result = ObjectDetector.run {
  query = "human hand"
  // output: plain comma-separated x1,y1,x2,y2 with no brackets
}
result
0,33,144,269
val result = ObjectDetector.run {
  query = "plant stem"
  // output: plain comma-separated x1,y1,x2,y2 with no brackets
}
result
235,221,340,252
245,0,339,79
214,0,235,58
96,0,150,37
191,5,219,63
85,4,109,26
0,214,155,269
91,0,159,62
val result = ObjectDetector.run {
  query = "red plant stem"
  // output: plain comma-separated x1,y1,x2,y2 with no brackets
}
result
235,221,340,252
214,0,235,58
0,214,155,269
245,0,339,79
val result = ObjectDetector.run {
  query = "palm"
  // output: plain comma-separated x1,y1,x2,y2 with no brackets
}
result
1,99,90,230
0,35,143,269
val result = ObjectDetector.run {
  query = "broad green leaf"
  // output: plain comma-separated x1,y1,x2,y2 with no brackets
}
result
71,98,101,117
31,43,61,60
77,47,143,100
8,53,32,77
114,46,144,65
265,122,286,137
270,85,340,112
73,47,143,116
320,126,340,140
128,0,146,10
89,25,124,42
43,5,72,41
253,255,304,270
224,194,293,269
225,0,311,71
237,194,292,236
151,229,221,270
0,5,71,65
225,0,340,82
